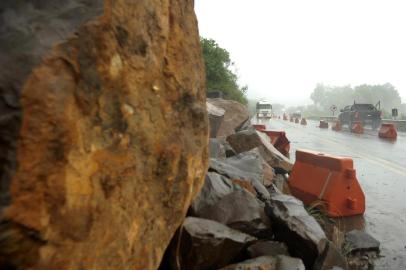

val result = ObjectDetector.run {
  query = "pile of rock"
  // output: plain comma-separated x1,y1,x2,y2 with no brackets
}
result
160,99,349,270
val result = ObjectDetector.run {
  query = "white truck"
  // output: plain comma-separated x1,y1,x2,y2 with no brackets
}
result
256,100,272,119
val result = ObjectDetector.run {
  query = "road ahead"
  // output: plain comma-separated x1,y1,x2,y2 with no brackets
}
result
262,118,406,269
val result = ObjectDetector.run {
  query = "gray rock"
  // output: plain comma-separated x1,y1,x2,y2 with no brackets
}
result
221,138,237,157
168,217,256,270
344,230,380,252
209,138,236,158
207,98,250,138
207,101,225,138
226,130,293,173
265,193,327,268
314,241,348,270
273,174,287,192
209,149,271,201
190,172,238,215
197,189,272,239
234,118,252,132
209,138,227,159
219,255,277,270
247,240,289,258
276,255,305,270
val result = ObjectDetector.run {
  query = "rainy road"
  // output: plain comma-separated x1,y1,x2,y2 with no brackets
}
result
262,118,406,269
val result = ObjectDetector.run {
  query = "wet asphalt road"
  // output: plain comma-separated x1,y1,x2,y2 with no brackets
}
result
261,118,406,269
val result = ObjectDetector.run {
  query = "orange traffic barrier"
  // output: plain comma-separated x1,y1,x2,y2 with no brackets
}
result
379,123,397,139
253,124,266,131
332,120,342,131
319,120,329,128
300,118,307,125
351,121,363,134
288,149,365,217
262,130,290,156
295,118,299,124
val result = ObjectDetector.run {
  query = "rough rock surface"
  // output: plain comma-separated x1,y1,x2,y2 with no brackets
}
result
207,101,225,138
168,217,256,270
227,130,293,173
190,172,239,216
219,256,277,270
265,193,327,268
209,138,236,159
220,255,305,270
209,138,227,159
314,241,348,270
198,189,271,238
247,241,289,258
207,98,249,137
0,1,208,269
209,148,271,201
344,230,380,252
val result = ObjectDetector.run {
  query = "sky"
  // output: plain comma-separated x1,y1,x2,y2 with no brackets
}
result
195,0,406,106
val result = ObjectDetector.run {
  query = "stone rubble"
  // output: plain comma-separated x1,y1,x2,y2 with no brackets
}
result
160,101,371,270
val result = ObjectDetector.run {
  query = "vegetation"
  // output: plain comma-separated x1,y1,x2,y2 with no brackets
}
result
201,37,247,104
309,83,406,118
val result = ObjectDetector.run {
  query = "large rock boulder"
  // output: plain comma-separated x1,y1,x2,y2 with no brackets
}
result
0,1,208,269
168,217,256,270
190,172,239,215
265,193,327,268
207,98,249,137
209,149,271,201
227,130,293,173
198,189,271,238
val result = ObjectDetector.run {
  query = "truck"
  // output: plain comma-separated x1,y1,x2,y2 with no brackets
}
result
256,100,272,119
338,102,382,130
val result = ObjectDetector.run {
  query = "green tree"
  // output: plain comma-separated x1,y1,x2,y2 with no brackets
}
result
309,83,403,114
201,38,247,104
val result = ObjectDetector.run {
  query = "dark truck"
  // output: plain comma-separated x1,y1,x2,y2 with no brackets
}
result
338,102,382,130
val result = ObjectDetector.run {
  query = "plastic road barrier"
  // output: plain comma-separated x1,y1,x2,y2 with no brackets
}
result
319,120,329,128
288,149,365,217
351,121,363,134
378,123,397,139
332,121,342,131
262,130,290,156
253,124,266,131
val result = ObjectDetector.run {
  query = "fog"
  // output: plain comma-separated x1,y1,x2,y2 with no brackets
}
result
195,0,406,106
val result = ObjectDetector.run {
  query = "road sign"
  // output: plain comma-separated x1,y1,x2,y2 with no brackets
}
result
330,105,337,116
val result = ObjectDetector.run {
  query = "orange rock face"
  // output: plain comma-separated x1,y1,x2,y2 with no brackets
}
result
0,1,208,269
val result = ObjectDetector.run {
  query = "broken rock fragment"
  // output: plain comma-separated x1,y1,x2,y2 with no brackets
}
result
209,149,271,201
168,217,256,270
265,193,327,268
227,130,293,173
207,101,226,138
247,240,289,258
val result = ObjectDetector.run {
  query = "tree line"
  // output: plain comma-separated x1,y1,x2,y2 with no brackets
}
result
310,83,403,114
200,38,247,104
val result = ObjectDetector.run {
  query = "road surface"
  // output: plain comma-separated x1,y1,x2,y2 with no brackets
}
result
262,118,406,269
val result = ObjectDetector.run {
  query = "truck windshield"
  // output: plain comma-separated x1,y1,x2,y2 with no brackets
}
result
352,104,375,110
257,104,272,109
